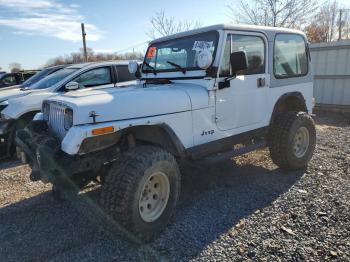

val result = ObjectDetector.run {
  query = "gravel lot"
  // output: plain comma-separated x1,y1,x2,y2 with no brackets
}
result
0,112,349,261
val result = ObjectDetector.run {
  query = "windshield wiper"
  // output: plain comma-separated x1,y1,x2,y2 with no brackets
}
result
166,61,186,74
143,61,157,75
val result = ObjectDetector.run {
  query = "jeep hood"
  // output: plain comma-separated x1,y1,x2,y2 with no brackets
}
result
47,83,209,125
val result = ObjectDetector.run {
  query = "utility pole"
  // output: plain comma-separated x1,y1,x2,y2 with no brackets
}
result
81,23,88,62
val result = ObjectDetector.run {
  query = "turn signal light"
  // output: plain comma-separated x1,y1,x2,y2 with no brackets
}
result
92,126,114,136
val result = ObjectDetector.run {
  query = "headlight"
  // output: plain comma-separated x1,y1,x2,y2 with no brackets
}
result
42,102,50,121
64,108,73,130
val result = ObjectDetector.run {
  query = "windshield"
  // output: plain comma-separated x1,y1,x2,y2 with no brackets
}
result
142,31,218,74
21,68,52,87
28,68,77,90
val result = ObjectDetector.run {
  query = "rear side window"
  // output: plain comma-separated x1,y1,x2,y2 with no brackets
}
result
274,34,308,78
2,75,17,85
116,65,136,82
73,67,112,88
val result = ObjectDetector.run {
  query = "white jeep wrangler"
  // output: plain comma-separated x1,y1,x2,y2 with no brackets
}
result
16,24,316,242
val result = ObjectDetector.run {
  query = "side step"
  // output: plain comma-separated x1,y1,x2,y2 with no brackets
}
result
198,141,266,163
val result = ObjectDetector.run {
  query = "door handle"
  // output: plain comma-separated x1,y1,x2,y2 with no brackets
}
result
257,77,265,87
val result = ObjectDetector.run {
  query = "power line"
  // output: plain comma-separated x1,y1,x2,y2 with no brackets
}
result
114,41,149,54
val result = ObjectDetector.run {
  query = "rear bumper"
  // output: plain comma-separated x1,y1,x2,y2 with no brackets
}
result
16,120,117,183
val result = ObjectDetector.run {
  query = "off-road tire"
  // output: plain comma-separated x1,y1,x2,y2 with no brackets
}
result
100,146,181,242
268,111,316,170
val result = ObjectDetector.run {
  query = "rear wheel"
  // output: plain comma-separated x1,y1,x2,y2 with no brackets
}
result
100,146,181,242
268,111,316,170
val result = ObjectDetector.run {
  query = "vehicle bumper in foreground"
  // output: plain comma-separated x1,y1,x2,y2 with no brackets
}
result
15,120,117,183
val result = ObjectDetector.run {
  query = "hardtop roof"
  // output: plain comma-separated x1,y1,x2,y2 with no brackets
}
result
150,24,306,44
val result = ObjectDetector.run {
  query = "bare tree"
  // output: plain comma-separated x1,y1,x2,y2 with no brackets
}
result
147,10,202,39
9,62,22,73
228,0,319,28
46,48,144,67
305,22,329,43
305,0,339,42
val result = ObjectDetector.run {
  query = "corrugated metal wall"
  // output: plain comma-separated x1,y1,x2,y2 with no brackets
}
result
310,40,350,108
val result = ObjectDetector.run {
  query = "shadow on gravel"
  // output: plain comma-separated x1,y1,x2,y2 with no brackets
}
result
0,159,22,169
0,160,304,261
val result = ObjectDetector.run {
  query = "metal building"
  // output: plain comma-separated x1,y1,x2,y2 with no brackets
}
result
310,40,350,112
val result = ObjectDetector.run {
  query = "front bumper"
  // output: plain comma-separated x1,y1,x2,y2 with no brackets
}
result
16,120,117,183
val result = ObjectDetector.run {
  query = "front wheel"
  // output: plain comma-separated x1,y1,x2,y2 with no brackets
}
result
268,111,316,170
100,146,181,242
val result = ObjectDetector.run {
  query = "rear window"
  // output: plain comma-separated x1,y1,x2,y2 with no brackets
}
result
274,34,308,79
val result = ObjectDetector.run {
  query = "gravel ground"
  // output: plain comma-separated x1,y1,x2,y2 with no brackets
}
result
0,112,349,261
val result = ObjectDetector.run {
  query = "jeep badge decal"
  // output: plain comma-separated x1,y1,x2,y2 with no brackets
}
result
201,130,215,136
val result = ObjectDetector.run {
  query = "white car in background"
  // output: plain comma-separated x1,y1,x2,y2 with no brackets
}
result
0,61,138,158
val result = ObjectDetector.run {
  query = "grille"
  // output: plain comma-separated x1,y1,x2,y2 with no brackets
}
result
47,102,68,140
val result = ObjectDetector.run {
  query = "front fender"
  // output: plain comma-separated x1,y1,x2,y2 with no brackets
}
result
2,92,52,119
61,111,193,155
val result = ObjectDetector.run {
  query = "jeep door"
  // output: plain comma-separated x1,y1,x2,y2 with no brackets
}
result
215,32,269,131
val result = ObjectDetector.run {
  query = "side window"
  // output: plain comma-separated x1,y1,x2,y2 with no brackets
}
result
116,65,136,82
220,34,265,76
73,67,112,88
274,34,308,78
2,75,17,85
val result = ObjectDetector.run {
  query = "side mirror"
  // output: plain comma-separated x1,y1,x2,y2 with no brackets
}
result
230,51,248,73
218,51,248,90
65,81,79,91
128,61,138,74
128,61,140,79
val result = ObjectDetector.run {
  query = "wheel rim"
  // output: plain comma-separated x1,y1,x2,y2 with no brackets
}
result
293,126,310,158
139,172,170,222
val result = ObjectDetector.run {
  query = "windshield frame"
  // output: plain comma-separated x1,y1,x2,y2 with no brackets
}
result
142,30,219,75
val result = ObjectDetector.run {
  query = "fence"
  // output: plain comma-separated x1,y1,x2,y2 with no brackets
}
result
310,40,350,112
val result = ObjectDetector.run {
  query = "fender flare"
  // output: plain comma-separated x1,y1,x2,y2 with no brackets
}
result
123,123,187,157
270,92,307,124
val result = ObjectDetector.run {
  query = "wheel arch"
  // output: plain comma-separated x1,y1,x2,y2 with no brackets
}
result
270,92,307,125
16,110,40,127
118,124,187,158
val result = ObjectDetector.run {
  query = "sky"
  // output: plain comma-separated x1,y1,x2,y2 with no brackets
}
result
0,0,349,71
